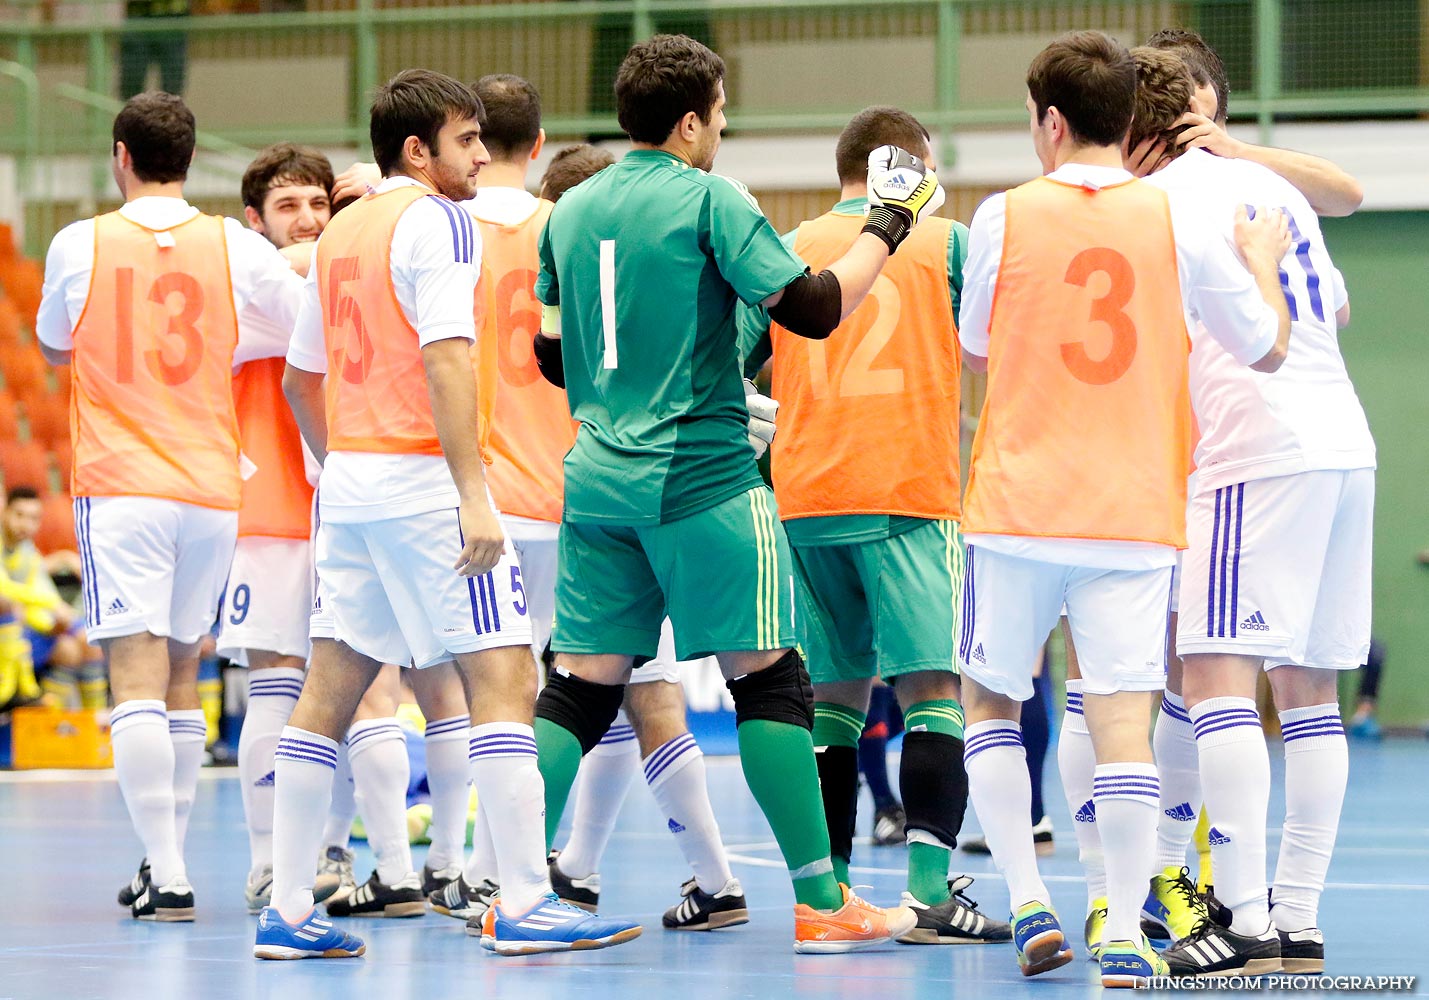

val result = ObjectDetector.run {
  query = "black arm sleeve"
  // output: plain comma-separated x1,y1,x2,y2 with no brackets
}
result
767,268,843,340
533,331,565,388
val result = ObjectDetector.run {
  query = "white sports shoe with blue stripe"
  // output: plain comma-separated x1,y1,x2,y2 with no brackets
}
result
254,907,366,960
478,893,642,956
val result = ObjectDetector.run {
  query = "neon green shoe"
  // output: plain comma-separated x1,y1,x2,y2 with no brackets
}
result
1142,865,1209,942
1011,901,1075,977
1101,935,1169,988
1084,896,1108,960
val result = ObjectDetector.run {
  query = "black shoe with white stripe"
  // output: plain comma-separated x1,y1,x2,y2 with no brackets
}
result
1278,928,1324,973
662,877,749,931
117,859,150,908
896,876,1013,945
1163,920,1281,977
324,870,425,918
548,854,599,912
430,876,499,921
131,876,195,922
421,863,461,897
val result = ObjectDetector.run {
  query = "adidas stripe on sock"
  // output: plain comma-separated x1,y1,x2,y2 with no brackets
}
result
1191,697,1270,935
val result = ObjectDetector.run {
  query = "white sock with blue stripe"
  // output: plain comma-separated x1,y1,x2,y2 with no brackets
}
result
964,720,1049,909
423,715,472,873
643,732,734,894
1191,696,1270,935
556,712,639,880
271,726,339,922
1153,690,1201,870
240,668,304,872
168,709,207,859
469,722,550,914
463,802,497,887
322,740,357,851
1093,762,1160,944
111,700,183,887
1272,703,1347,933
1057,680,1106,911
347,718,414,886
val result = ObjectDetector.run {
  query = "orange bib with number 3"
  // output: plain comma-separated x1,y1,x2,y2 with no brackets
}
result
317,185,445,456
770,211,961,522
474,199,577,524
962,176,1193,547
70,211,242,509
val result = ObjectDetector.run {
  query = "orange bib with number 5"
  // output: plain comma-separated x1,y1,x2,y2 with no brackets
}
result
962,176,1192,547
770,211,961,522
71,211,241,509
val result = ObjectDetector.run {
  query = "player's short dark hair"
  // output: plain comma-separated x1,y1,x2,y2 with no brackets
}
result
5,486,39,506
241,143,335,212
1027,30,1137,148
1146,27,1230,124
473,74,542,162
370,69,484,177
539,144,615,203
615,34,726,145
835,107,932,185
1127,47,1194,156
112,92,195,184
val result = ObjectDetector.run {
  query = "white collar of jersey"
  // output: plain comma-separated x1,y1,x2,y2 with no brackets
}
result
119,196,198,229
374,175,430,195
464,186,541,226
1045,163,1135,191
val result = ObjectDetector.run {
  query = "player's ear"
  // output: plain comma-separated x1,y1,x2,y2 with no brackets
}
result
530,129,546,162
676,110,700,143
402,134,426,171
243,205,265,234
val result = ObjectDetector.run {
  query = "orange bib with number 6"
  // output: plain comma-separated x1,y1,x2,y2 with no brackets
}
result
770,211,961,522
70,211,241,509
962,176,1192,547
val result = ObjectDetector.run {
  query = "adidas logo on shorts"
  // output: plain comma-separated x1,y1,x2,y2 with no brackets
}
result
1165,802,1196,822
668,818,686,834
1208,826,1231,846
971,643,986,664
107,598,128,615
255,771,275,788
1075,800,1096,823
1240,610,1271,632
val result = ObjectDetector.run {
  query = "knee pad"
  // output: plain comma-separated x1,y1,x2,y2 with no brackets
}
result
815,744,859,863
534,669,626,755
899,730,970,849
726,648,814,730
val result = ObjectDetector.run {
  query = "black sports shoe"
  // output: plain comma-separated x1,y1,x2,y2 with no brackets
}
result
1200,886,1233,928
896,876,1013,945
548,853,599,912
1278,928,1324,974
421,862,461,897
117,859,150,907
662,877,749,931
873,804,907,846
430,876,499,921
1163,919,1281,977
324,870,425,918
131,875,195,922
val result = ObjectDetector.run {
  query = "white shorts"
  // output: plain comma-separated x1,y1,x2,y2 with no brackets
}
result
1176,468,1373,670
959,544,1173,701
74,496,237,644
505,518,558,661
216,536,314,664
313,506,533,669
631,618,712,685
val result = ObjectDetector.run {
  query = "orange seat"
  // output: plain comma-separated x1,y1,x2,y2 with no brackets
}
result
0,439,51,492
36,492,77,554
2,258,43,326
49,437,71,493
0,341,46,397
0,298,21,346
0,391,19,440
24,393,68,448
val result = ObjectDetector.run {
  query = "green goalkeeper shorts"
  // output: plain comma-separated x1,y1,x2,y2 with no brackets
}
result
794,518,963,684
553,486,797,661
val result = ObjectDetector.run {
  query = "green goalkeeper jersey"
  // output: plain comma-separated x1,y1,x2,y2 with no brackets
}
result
536,149,806,526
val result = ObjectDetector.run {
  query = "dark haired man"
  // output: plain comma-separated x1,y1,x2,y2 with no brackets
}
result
36,91,305,922
533,34,943,952
258,68,640,960
740,105,1009,948
955,31,1292,986
540,144,616,202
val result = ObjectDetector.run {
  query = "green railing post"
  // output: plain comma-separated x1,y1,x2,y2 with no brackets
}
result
353,0,378,142
0,52,40,256
1254,0,1281,145
85,26,111,208
936,0,961,171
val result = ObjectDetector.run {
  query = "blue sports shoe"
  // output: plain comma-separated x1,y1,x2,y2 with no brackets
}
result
254,907,366,960
1101,936,1169,988
478,893,642,956
1012,901,1074,977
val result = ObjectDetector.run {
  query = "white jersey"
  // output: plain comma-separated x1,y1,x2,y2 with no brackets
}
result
37,196,303,364
1144,150,1374,492
286,175,483,523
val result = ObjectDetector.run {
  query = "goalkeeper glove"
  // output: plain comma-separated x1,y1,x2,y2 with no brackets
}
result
744,379,777,459
863,144,946,254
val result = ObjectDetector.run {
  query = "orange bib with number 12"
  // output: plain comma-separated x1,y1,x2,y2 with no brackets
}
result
962,176,1193,548
71,211,242,509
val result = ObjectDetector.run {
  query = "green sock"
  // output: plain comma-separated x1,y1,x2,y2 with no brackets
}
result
903,698,965,904
737,718,845,911
534,718,584,849
812,701,865,748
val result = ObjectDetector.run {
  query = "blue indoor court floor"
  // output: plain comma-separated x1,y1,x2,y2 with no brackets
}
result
0,739,1424,1000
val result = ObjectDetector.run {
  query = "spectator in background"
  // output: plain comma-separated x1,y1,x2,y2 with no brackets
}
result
1348,639,1385,741
0,487,106,708
120,0,190,99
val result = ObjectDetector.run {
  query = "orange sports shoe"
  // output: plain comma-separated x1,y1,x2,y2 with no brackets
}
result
792,884,918,954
